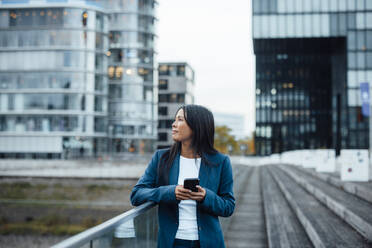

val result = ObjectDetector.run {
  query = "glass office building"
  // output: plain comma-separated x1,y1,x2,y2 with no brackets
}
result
104,0,157,154
0,0,157,158
253,0,372,155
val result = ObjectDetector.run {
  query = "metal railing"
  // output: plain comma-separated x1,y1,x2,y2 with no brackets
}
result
52,202,157,248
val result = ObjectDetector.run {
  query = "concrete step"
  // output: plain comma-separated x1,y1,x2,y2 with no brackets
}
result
286,164,372,205
261,166,313,248
268,166,372,248
221,165,253,232
278,164,372,242
225,167,267,248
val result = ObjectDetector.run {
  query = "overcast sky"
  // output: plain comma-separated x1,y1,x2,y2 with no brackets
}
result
157,0,256,136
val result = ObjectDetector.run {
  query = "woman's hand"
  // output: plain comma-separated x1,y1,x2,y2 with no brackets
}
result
189,185,206,202
175,185,192,200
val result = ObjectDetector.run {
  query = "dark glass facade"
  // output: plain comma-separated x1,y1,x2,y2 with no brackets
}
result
253,0,372,155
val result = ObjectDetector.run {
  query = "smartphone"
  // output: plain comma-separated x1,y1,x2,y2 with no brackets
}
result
184,178,200,192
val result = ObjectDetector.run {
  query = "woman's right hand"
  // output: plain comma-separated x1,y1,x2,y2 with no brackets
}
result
175,185,192,200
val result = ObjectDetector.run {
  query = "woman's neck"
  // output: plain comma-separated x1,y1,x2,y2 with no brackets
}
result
180,142,200,158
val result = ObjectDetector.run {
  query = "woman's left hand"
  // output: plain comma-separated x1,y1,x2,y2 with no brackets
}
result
189,185,206,202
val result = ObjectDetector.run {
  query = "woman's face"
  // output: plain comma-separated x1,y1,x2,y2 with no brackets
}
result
172,108,193,143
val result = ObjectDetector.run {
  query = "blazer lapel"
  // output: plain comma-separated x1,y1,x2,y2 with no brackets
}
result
168,153,180,185
199,157,209,188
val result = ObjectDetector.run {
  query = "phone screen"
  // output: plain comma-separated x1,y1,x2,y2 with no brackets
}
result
184,178,200,192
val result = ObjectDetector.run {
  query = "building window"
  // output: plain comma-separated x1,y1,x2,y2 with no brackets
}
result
177,65,185,76
159,79,168,90
159,106,167,116
158,119,173,128
159,65,170,75
159,94,168,103
158,132,167,141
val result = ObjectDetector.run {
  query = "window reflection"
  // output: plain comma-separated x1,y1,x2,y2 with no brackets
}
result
0,116,81,132
0,73,98,91
0,51,97,70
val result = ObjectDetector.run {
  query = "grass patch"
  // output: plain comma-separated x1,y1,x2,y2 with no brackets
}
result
0,223,86,236
0,215,103,236
0,182,121,201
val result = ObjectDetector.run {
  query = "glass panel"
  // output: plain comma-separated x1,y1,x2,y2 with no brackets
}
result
357,52,365,69
287,0,295,13
312,0,321,11
330,0,338,11
367,53,372,69
330,14,338,36
278,0,286,13
287,15,295,37
278,15,286,37
295,14,304,37
339,13,347,35
347,31,356,50
348,52,357,69
270,15,278,37
295,0,302,12
339,0,347,11
367,0,372,10
0,10,9,28
358,70,367,82
253,0,260,14
313,14,321,36
347,13,356,29
262,0,269,14
356,13,365,29
366,13,372,29
348,70,358,87
367,71,372,84
321,0,329,12
356,0,365,10
347,0,356,10
357,31,366,50
303,14,312,37
262,15,270,38
253,16,261,38
348,89,358,106
367,31,372,50
303,0,312,12
321,14,330,36
88,206,157,248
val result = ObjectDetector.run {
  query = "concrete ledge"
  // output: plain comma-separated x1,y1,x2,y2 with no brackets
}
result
278,165,372,242
269,166,370,247
269,168,324,248
261,167,312,248
286,164,372,205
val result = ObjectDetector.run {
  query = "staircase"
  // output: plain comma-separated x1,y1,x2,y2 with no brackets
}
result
223,163,372,248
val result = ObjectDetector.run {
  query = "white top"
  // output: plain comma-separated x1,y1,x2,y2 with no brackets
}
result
175,156,201,240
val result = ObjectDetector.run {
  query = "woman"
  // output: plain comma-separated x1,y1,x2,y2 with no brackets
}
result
130,104,235,248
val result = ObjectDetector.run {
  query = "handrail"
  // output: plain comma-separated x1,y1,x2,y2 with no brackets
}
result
51,201,157,248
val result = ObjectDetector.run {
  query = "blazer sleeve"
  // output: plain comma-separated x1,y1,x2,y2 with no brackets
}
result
130,150,177,206
199,156,235,217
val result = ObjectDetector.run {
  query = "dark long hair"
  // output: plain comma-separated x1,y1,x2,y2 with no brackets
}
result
158,104,218,185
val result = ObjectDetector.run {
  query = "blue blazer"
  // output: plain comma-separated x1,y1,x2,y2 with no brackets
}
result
130,149,235,248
